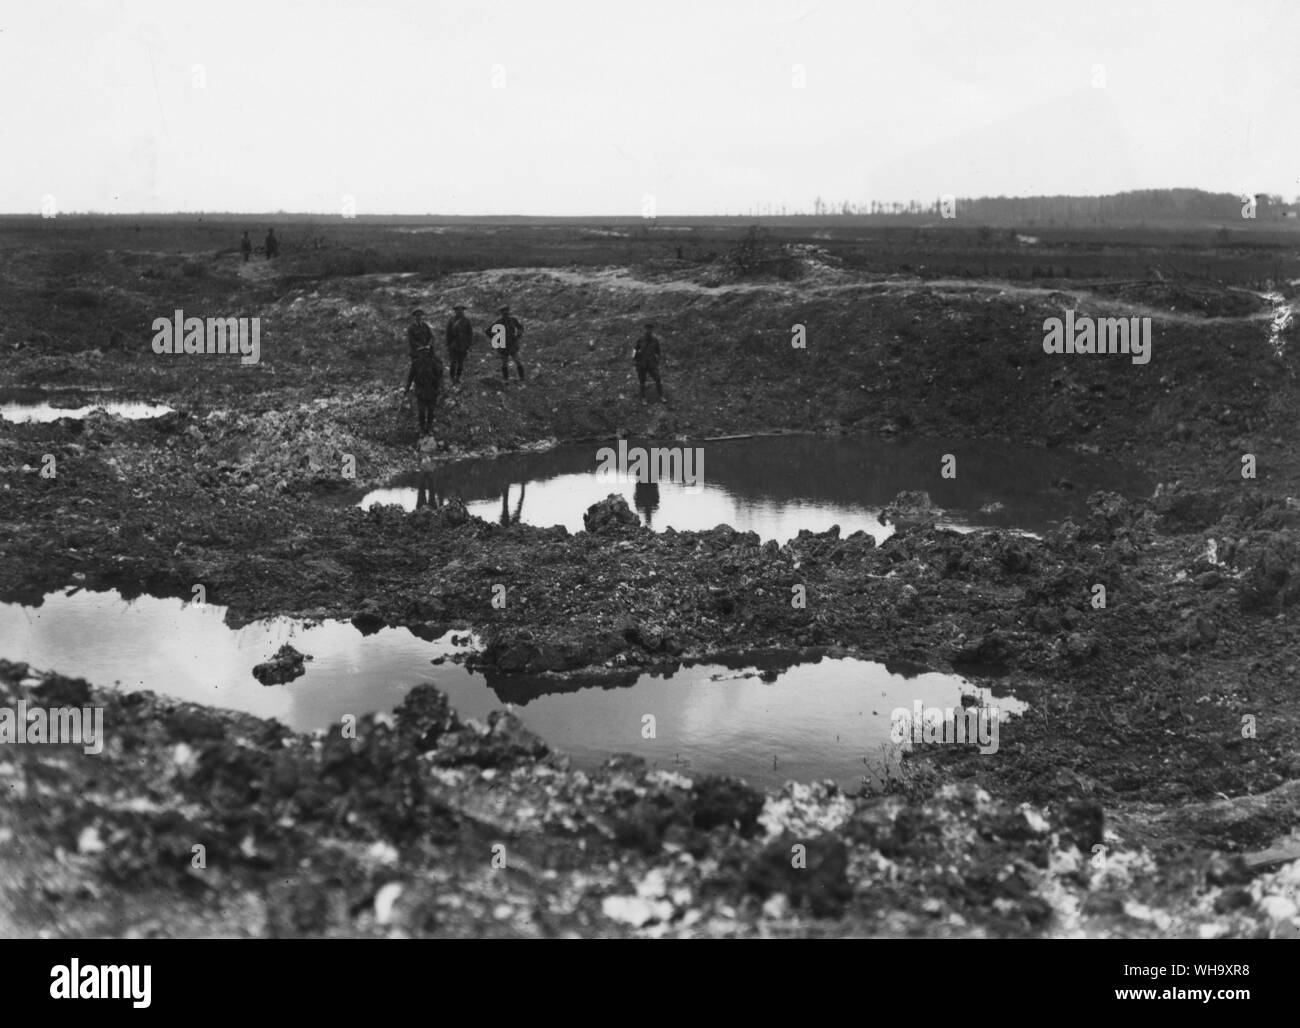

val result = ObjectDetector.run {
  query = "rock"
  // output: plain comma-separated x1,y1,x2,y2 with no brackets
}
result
1064,631,1097,661
745,833,852,918
433,709,549,768
582,494,641,534
441,496,471,526
394,684,461,751
882,490,936,523
351,601,386,634
252,643,312,685
1239,533,1300,611
691,775,763,836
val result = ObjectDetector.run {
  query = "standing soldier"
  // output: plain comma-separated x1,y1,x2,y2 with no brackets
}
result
240,230,252,262
404,344,443,437
407,308,434,358
633,322,664,402
446,304,473,386
265,228,279,259
488,304,526,381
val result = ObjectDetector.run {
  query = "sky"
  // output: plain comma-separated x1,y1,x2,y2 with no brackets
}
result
1,0,1297,215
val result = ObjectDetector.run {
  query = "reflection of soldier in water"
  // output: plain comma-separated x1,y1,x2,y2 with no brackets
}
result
499,482,526,526
633,480,660,527
415,472,440,510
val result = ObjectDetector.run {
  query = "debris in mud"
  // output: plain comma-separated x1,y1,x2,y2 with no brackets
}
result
252,643,312,685
583,493,643,534
881,489,938,528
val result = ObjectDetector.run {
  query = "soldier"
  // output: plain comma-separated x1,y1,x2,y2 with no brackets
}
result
446,304,473,386
488,304,526,381
633,322,664,401
407,308,434,358
265,228,279,259
404,344,443,437
240,230,252,263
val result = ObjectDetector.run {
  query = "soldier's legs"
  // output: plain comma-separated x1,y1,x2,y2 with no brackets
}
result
514,356,525,381
651,366,663,399
637,365,648,397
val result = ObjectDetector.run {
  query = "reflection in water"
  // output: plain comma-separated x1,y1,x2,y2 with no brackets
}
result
353,434,1152,543
1,588,1024,790
415,471,439,511
499,482,525,526
633,481,660,527
1,401,175,423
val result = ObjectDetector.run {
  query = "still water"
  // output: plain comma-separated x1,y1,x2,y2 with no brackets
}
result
1,588,1024,790
0,401,174,423
352,434,1150,543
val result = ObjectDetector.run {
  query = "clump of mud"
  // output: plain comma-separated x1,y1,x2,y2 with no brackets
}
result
252,643,311,685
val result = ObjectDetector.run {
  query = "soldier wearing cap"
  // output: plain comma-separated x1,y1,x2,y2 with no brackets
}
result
404,342,444,437
488,304,526,381
632,321,664,401
446,304,473,386
407,308,434,358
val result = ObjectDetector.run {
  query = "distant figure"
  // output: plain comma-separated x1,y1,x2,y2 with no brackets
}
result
676,245,683,260
405,345,443,437
633,322,664,401
407,308,434,358
446,304,473,386
488,304,526,381
264,228,279,259
240,231,252,262
633,481,660,526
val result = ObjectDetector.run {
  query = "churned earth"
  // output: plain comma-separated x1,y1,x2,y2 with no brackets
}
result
1,218,1298,937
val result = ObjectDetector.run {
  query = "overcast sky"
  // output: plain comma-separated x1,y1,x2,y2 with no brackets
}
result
2,0,1296,215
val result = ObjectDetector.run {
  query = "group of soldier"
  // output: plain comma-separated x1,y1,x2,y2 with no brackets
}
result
239,229,279,262
401,304,666,438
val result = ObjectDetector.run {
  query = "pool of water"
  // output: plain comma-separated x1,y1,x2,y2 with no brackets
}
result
349,434,1152,543
0,401,175,423
0,588,1024,790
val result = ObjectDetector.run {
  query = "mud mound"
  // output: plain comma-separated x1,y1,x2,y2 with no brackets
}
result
583,493,642,534
207,403,392,489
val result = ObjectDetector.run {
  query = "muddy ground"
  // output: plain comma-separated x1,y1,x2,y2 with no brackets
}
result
1,219,1299,937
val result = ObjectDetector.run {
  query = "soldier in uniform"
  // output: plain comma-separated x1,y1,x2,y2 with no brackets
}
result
407,308,434,358
633,322,664,401
265,228,279,259
446,304,473,386
488,304,526,381
404,344,443,437
240,231,252,262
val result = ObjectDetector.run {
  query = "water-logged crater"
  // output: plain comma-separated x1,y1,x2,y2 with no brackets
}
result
0,401,175,423
346,434,1152,543
1,587,1024,790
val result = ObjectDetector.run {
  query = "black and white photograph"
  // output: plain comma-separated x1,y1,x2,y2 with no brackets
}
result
0,0,1296,980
